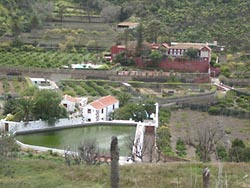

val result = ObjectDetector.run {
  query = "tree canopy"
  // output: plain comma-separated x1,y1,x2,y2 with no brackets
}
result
3,89,67,124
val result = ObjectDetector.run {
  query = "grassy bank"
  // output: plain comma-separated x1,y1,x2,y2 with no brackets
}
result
1,156,249,188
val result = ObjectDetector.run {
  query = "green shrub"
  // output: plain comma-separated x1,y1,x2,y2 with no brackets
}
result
216,145,228,161
220,66,230,77
208,106,221,115
156,126,172,155
176,138,187,157
232,138,245,148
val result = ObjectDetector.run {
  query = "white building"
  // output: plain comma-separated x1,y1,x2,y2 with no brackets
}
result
83,95,119,122
61,95,88,113
30,78,58,90
163,42,212,62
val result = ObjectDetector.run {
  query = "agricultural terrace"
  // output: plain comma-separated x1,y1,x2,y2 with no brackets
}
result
59,80,124,97
59,80,215,99
19,22,117,50
127,82,214,98
0,76,28,96
0,49,107,68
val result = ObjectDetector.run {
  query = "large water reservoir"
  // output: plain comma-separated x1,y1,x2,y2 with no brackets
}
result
16,125,136,156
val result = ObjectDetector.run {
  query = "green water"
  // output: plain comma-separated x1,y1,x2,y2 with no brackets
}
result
16,125,136,156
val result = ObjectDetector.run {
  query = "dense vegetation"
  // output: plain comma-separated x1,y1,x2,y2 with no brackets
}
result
59,80,123,97
3,88,67,123
208,90,250,117
0,0,250,52
0,48,101,68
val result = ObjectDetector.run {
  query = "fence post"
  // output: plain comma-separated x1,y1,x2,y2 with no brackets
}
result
203,167,210,188
110,136,119,188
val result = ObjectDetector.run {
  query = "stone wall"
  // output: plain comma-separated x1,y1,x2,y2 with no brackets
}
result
0,67,210,83
135,57,210,73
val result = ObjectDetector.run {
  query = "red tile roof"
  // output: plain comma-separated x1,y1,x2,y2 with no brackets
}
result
162,43,170,48
90,95,118,110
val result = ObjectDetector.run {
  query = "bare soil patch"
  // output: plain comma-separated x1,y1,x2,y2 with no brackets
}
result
169,109,250,159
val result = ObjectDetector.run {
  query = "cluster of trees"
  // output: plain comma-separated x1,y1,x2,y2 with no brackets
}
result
113,95,156,122
215,138,250,162
0,0,53,33
208,91,250,118
107,0,249,52
1,0,249,52
3,87,67,124
189,123,250,162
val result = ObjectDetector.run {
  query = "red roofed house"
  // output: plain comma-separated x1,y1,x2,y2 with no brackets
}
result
83,95,119,122
165,42,212,62
61,95,88,113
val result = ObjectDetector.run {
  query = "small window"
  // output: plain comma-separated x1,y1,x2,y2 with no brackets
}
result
88,118,91,122
88,109,91,113
102,109,104,113
113,104,115,110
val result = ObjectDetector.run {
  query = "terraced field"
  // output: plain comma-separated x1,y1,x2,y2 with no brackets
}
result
0,50,100,68
0,77,28,96
19,21,117,50
59,80,124,97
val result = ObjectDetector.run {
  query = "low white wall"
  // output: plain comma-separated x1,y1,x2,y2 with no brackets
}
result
0,117,84,133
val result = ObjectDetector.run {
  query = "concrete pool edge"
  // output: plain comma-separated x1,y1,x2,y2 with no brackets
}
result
13,120,137,135
15,140,132,165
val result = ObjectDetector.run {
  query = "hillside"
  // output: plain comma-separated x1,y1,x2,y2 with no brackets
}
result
0,0,249,52
0,1,117,50
1,156,250,188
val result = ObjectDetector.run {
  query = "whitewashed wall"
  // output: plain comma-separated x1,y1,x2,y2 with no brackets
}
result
0,117,83,133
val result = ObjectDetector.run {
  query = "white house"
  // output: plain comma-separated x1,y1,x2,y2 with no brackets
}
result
61,95,88,113
163,42,212,62
83,95,119,122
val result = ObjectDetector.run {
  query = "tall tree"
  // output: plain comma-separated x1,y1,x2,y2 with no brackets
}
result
31,1,53,24
117,92,131,107
58,4,66,22
135,23,144,57
196,125,224,162
80,0,92,23
11,17,21,38
148,50,163,66
145,19,164,43
14,98,35,122
32,90,67,124
3,98,18,116
101,5,121,23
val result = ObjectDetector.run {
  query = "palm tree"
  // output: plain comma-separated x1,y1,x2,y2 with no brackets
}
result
118,92,131,107
14,98,35,122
